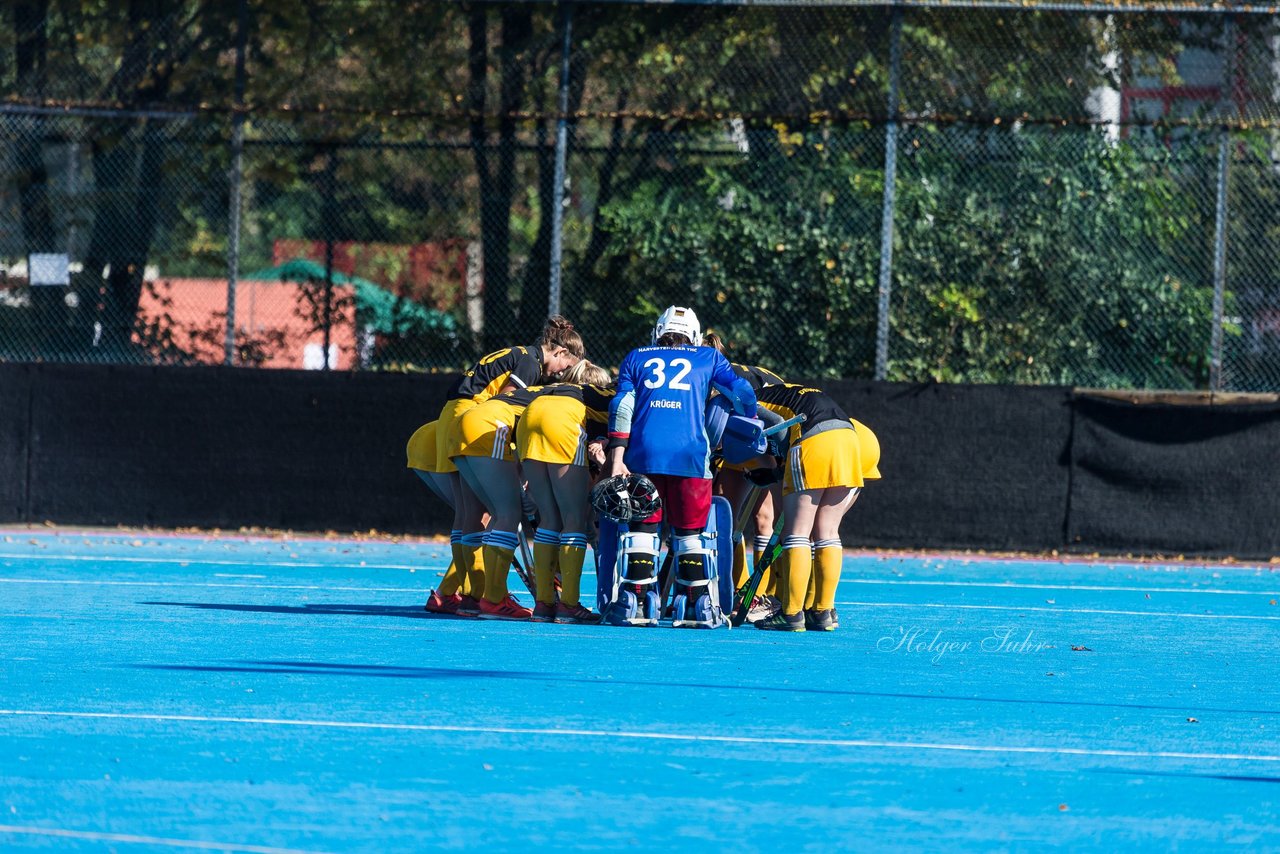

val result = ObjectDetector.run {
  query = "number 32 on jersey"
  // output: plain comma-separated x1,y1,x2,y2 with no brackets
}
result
643,357,693,391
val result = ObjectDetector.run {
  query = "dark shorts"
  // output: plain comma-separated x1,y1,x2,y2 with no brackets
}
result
641,474,713,531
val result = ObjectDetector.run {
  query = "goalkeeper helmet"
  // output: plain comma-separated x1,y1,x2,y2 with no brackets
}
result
652,305,702,347
590,474,663,523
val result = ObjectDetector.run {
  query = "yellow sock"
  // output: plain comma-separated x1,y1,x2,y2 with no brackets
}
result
732,535,748,590
437,560,463,596
758,566,774,599
558,532,589,607
533,531,559,605
754,535,776,598
814,540,843,611
782,536,811,616
461,536,486,600
482,530,519,603
452,538,482,599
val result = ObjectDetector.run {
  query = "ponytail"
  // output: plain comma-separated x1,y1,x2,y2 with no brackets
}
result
537,314,585,360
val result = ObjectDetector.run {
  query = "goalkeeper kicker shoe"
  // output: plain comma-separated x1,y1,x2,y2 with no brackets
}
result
478,594,533,621
756,611,806,632
805,608,839,632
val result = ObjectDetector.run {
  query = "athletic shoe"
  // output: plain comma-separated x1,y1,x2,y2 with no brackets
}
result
424,590,464,615
805,608,839,632
456,595,482,617
555,602,602,625
755,611,806,632
478,594,533,621
530,601,558,623
745,595,781,624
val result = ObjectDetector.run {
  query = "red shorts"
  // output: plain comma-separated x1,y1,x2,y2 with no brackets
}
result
640,474,712,531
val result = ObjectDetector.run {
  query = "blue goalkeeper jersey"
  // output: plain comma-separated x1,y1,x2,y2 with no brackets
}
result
609,344,757,478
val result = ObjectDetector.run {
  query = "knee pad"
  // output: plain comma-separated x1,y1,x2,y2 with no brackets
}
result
620,531,662,585
673,534,715,588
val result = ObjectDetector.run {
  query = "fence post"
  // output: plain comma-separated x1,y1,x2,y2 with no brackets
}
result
1209,13,1236,393
548,1,573,319
875,5,903,381
224,0,248,366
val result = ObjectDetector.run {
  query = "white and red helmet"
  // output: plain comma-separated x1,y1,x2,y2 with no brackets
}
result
652,305,702,347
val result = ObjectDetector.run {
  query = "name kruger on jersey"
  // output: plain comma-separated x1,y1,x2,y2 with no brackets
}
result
649,400,683,410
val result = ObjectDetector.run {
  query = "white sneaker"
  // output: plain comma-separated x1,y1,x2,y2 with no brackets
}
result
746,595,781,624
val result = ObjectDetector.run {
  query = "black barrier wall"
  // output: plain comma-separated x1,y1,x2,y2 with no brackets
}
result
1068,394,1280,558
0,363,455,535
1,364,1277,558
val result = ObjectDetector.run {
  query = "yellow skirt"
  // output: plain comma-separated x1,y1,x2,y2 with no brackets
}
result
453,399,519,462
436,398,478,473
405,420,437,472
783,427,862,494
517,395,588,466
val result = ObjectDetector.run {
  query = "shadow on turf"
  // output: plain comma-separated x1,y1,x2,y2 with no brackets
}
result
129,656,1280,717
139,601,465,619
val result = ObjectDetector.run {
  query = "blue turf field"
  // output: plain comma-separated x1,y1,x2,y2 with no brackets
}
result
2,529,1279,852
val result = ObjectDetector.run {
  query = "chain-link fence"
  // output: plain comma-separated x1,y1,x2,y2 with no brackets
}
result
3,1,1280,390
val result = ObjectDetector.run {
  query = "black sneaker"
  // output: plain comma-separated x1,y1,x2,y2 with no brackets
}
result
805,608,839,632
755,611,806,632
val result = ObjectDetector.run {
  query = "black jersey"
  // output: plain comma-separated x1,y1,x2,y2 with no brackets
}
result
486,383,549,412
448,346,542,402
731,363,786,390
539,383,616,420
755,383,852,451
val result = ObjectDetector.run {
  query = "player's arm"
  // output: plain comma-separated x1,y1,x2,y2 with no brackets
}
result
500,349,542,394
606,362,637,477
710,354,757,417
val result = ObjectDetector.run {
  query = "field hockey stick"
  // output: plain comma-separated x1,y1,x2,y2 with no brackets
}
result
512,522,537,597
730,512,785,627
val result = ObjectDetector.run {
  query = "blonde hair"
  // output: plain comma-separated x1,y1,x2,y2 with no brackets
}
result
702,330,726,354
536,314,585,360
562,359,614,387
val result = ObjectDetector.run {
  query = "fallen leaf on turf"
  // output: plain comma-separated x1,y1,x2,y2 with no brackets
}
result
1187,717,1199,723
1071,645,1092,652
1058,804,1069,811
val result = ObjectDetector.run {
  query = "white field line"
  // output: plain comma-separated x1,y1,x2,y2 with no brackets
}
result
2,573,1277,599
2,709,1278,764
0,578,426,593
0,825,327,854
833,600,1280,621
0,552,429,572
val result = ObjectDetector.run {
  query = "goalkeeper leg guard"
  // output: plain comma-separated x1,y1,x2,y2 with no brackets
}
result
604,531,661,627
670,534,727,629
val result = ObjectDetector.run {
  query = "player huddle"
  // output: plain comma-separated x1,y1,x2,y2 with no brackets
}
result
405,306,881,633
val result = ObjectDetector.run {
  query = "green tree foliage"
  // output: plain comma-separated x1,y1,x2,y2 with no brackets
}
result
0,3,1264,389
